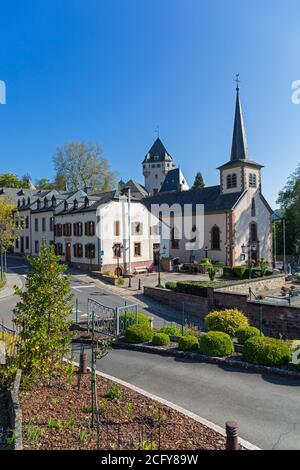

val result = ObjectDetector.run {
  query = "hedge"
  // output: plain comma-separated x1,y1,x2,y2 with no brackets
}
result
175,281,221,297
119,311,150,330
235,326,262,345
152,333,170,346
178,335,199,351
159,325,182,337
222,266,273,279
165,282,177,291
243,336,292,366
204,309,249,336
199,331,234,357
124,324,154,344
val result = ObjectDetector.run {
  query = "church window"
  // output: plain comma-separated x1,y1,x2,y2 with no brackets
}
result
211,226,220,250
251,198,256,217
249,173,257,187
250,222,257,242
226,173,237,189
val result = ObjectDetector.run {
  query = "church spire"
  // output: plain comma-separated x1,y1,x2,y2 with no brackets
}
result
230,76,249,161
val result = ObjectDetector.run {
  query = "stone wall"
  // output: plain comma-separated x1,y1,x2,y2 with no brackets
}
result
214,274,285,295
144,287,209,319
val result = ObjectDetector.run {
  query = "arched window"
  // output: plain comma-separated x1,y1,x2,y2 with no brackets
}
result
249,173,257,187
251,198,256,217
211,226,220,250
250,222,257,242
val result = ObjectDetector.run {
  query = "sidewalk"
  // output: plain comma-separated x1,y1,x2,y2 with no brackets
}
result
0,274,23,300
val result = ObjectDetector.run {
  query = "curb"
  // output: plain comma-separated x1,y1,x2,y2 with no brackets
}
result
68,358,259,450
113,342,300,380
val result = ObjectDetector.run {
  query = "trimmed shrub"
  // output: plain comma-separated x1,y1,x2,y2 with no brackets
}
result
232,266,246,279
236,326,262,345
165,281,177,290
176,281,224,297
243,336,292,366
119,311,150,329
199,331,234,357
178,335,199,351
204,309,249,336
152,333,170,346
159,325,182,337
124,324,154,344
222,266,233,278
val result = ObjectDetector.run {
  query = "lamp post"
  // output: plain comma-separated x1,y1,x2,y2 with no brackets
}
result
283,217,286,273
204,246,208,259
157,245,166,286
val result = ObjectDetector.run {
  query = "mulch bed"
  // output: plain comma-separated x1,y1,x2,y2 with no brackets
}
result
0,392,11,449
20,370,229,450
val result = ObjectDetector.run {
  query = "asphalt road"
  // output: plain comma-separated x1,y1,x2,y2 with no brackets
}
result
72,346,300,451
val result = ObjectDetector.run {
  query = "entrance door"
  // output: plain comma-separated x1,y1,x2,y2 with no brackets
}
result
66,243,71,263
153,243,160,266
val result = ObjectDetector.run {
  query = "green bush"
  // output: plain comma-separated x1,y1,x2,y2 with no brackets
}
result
119,311,150,330
124,324,154,344
152,333,170,346
117,276,125,285
178,335,199,351
176,281,224,297
159,325,182,337
243,336,292,366
235,326,262,345
232,266,246,279
204,309,249,336
165,281,177,290
199,331,234,357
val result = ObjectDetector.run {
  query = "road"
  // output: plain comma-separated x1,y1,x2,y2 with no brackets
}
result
3,255,300,450
0,255,183,328
72,346,300,451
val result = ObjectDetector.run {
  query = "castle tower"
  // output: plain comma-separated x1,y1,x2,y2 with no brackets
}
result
142,138,176,195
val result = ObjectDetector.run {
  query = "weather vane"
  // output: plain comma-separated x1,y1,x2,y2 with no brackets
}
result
155,125,159,138
234,73,240,91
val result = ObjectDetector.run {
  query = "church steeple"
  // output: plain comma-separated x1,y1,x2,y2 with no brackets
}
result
230,79,249,162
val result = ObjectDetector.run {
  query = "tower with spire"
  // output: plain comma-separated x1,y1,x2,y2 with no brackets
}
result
218,79,263,195
142,137,176,195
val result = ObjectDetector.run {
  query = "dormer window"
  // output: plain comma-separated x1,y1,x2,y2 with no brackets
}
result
226,173,237,189
249,173,257,188
64,200,68,211
17,199,21,208
37,199,41,209
51,196,56,208
22,198,25,206
153,155,159,161
27,197,31,205
44,197,48,208
73,199,78,210
84,197,89,208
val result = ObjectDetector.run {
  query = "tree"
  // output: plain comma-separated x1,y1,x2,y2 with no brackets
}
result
0,198,19,280
53,141,117,192
0,173,29,189
276,164,300,256
13,243,74,380
35,178,54,190
192,172,205,189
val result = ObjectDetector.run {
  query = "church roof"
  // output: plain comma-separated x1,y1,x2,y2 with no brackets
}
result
160,168,189,193
143,185,244,213
143,138,173,163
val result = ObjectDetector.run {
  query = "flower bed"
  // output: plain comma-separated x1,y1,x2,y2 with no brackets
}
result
20,371,228,450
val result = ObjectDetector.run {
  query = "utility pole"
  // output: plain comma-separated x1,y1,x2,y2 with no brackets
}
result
283,218,286,273
127,187,131,274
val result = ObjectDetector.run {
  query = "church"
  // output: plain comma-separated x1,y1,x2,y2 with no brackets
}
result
142,85,273,267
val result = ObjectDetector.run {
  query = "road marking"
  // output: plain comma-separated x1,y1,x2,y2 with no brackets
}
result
71,284,96,290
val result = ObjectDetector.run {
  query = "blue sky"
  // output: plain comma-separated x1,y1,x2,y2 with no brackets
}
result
0,0,300,207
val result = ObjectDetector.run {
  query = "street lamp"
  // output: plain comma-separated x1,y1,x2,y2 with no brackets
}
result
157,244,166,286
204,246,208,259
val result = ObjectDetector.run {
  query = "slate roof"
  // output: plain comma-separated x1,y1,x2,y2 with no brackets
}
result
143,138,173,163
119,179,148,199
160,168,189,193
0,187,38,206
143,185,245,213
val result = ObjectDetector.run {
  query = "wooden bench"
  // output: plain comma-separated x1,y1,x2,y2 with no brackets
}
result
134,266,149,274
